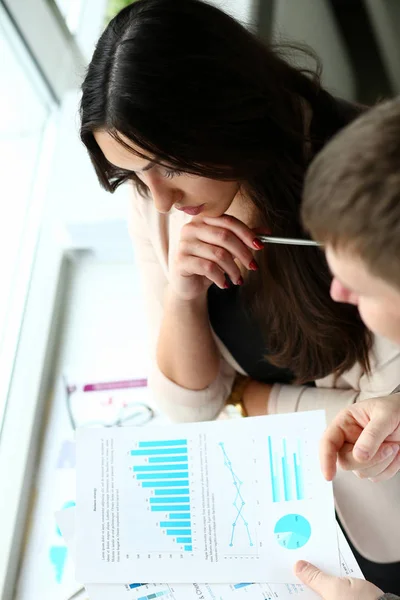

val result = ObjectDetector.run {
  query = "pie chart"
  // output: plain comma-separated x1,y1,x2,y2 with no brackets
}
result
274,514,311,550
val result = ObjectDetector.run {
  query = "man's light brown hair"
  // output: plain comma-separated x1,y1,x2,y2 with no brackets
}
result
302,98,400,290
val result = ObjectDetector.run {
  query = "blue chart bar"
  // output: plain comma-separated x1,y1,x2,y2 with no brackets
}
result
160,521,190,528
233,583,253,590
155,488,189,496
134,464,188,472
132,438,193,552
294,441,304,500
150,497,190,504
139,440,187,448
268,436,305,503
151,504,190,512
166,529,191,536
131,448,187,456
137,472,189,480
282,440,292,502
149,455,188,463
129,583,144,589
142,480,189,488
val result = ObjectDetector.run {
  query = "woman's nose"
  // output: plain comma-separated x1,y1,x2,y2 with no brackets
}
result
146,176,180,214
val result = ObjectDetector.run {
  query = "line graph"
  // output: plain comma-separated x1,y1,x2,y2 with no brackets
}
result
219,443,253,548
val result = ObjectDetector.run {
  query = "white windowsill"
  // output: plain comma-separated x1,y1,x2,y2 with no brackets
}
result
0,89,132,600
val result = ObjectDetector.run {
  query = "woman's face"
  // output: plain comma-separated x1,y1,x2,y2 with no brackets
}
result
94,130,240,218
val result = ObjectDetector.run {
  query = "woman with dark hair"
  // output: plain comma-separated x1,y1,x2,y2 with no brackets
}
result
80,0,400,592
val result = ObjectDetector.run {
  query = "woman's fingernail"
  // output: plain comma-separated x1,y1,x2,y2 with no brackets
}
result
295,560,309,574
252,238,264,250
237,276,244,286
354,447,370,461
249,259,259,271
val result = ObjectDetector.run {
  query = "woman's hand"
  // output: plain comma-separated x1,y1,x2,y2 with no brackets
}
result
319,394,400,482
295,561,383,600
169,214,263,300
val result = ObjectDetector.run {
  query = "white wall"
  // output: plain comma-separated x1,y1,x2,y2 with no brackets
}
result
207,0,259,26
271,0,355,99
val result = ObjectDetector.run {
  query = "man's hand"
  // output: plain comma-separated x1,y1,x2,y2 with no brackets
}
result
320,395,400,481
295,560,383,600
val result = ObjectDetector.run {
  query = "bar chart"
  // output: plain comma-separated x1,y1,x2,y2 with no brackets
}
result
232,583,254,590
130,439,194,553
267,436,305,503
126,583,176,600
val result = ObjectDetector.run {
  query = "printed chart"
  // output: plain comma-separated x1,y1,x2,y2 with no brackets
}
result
126,583,176,600
76,412,339,583
130,439,194,553
267,437,305,503
274,515,311,550
219,443,254,549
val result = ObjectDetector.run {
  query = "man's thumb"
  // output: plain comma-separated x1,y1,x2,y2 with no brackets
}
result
294,560,334,595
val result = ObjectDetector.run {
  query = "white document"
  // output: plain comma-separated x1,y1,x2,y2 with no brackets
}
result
76,411,339,583
57,508,364,600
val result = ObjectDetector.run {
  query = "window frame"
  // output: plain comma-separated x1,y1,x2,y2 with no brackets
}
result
0,3,85,599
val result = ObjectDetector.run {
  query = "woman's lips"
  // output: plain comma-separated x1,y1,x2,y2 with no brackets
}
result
176,204,205,216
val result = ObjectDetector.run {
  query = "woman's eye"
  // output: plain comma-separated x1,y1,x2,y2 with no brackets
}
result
162,168,183,179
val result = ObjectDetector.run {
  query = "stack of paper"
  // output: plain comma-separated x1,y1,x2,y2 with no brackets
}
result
60,411,364,599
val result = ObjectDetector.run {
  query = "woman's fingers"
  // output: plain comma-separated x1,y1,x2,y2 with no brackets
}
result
177,255,229,289
172,214,264,298
182,216,263,271
179,239,243,285
202,214,263,249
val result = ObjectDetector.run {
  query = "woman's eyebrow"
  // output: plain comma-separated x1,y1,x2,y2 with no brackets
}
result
140,161,155,173
111,160,155,174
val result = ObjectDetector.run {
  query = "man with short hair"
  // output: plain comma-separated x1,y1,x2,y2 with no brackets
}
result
297,99,400,600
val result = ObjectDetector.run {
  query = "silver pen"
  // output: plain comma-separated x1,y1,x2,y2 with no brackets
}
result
257,235,322,247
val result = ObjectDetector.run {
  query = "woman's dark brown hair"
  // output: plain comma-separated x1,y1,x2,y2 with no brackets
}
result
80,0,371,383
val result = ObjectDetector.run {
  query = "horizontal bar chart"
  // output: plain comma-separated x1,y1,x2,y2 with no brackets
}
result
131,438,194,553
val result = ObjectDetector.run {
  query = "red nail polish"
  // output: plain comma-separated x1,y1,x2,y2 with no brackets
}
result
237,276,244,286
223,281,229,289
249,260,258,271
252,238,265,250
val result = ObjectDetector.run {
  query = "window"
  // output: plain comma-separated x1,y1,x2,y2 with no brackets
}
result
53,0,86,34
0,5,54,430
51,0,109,59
